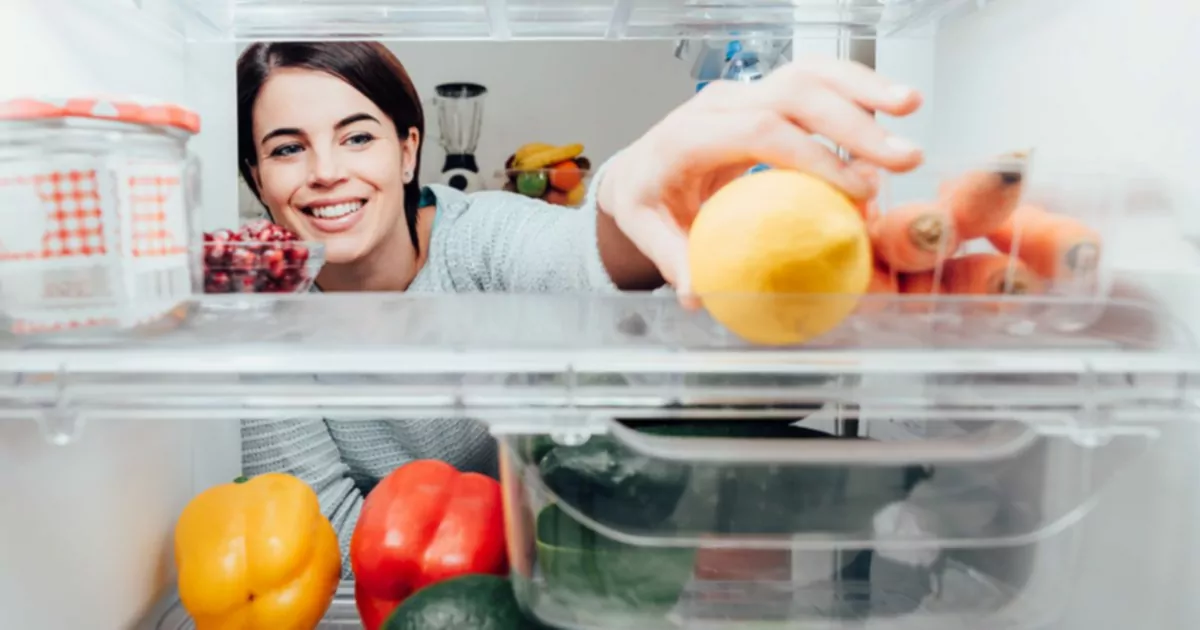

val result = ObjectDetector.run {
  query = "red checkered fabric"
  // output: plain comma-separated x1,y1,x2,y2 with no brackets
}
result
129,174,185,257
11,316,119,336
0,169,106,261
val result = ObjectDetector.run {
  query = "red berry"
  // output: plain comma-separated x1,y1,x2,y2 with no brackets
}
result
232,272,257,293
205,271,232,293
284,243,309,265
230,247,258,272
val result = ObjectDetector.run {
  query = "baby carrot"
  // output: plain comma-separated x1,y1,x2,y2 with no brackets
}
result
939,152,1028,240
899,271,938,295
856,264,899,315
870,201,961,273
940,253,1043,296
988,204,1102,280
897,271,939,314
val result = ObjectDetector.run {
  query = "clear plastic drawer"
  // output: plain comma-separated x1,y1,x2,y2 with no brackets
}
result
497,404,1167,629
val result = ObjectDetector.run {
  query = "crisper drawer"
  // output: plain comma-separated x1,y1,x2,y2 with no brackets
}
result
496,410,1160,630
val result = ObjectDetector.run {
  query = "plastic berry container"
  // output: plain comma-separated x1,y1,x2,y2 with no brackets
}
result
201,221,324,294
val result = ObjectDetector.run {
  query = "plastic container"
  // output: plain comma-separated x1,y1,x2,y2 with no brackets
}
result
0,96,201,337
497,411,1158,629
200,240,324,294
856,150,1120,337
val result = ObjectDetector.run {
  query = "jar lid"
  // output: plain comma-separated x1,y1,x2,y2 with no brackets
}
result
0,96,201,134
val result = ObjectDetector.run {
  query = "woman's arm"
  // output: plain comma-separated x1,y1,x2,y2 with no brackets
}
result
435,157,663,293
241,418,362,578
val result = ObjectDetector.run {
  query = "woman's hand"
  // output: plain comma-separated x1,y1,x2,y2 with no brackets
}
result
596,56,924,305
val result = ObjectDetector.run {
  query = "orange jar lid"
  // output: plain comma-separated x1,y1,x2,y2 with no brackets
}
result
0,95,201,135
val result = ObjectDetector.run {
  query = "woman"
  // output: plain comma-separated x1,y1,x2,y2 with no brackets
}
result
237,41,924,575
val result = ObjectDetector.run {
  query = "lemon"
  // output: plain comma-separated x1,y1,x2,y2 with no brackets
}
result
688,169,872,346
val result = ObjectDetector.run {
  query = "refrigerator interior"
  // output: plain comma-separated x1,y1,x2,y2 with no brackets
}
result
2,0,1200,629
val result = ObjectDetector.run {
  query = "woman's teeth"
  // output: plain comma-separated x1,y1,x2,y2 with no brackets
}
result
308,201,363,219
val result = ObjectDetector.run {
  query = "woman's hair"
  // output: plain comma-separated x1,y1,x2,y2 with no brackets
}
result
236,41,425,251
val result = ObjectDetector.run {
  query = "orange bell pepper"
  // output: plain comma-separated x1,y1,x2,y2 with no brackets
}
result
174,473,342,630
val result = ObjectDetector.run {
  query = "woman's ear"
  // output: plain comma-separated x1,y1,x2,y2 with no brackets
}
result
401,127,421,183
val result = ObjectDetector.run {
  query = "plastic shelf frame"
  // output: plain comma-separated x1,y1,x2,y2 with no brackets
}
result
178,0,986,41
2,283,1198,436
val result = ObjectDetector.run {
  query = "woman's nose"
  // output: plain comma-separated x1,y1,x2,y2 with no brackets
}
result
306,148,346,187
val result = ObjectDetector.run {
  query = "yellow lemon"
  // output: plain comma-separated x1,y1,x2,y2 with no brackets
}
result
688,169,872,345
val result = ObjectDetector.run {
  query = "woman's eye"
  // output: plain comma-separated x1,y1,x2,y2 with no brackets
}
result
269,144,303,158
346,133,375,147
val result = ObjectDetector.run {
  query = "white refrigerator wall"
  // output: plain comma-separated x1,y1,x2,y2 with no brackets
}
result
928,0,1200,628
930,0,1200,273
0,3,238,629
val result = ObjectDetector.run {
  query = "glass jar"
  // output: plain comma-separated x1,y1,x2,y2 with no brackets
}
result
0,96,201,337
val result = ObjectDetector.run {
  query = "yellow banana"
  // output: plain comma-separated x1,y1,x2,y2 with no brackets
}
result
516,143,585,171
513,142,555,164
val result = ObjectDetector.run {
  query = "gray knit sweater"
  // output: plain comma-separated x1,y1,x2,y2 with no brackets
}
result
241,174,620,577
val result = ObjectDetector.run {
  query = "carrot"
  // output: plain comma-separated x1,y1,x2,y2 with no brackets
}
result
939,152,1028,240
987,204,1102,280
897,271,939,314
870,201,960,273
695,548,791,582
899,271,938,295
940,253,1043,296
856,264,899,315
869,264,899,294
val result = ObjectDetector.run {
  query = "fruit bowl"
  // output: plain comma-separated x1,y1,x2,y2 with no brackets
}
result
201,222,325,294
501,143,592,208
499,165,592,208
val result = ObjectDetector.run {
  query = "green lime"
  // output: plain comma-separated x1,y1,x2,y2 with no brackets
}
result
516,171,549,197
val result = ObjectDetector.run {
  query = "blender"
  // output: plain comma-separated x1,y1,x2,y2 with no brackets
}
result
432,82,487,193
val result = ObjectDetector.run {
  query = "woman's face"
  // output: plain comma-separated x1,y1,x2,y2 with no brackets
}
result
250,67,419,264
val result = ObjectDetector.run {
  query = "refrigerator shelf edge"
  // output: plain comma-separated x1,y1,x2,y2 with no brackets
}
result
0,289,1194,373
143,0,988,41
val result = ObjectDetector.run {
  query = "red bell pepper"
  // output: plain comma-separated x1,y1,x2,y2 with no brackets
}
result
350,459,509,630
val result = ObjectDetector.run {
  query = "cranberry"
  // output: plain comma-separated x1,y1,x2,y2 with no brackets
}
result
202,224,308,294
284,243,309,265
229,247,258,272
205,271,232,293
232,271,257,293
261,248,286,279
279,268,305,292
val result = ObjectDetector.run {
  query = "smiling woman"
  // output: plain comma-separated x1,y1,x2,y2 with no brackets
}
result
236,42,429,290
234,41,927,576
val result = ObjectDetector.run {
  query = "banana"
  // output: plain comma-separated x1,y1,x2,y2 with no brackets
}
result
516,143,585,171
513,142,556,165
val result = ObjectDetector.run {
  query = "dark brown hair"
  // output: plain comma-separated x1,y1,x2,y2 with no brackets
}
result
236,42,424,251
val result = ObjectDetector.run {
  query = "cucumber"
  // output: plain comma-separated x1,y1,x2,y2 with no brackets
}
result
535,504,694,622
539,420,928,534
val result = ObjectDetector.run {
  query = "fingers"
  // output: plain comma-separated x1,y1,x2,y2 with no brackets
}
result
757,81,922,173
782,56,924,117
689,112,874,200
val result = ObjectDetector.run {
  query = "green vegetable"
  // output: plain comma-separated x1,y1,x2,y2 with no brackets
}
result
515,171,549,197
539,429,690,530
382,574,549,630
536,504,694,623
539,419,929,534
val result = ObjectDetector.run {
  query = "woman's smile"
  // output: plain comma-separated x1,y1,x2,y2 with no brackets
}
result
298,196,369,233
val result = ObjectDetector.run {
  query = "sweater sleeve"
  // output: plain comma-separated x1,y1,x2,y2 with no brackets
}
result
436,157,620,293
240,417,362,578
